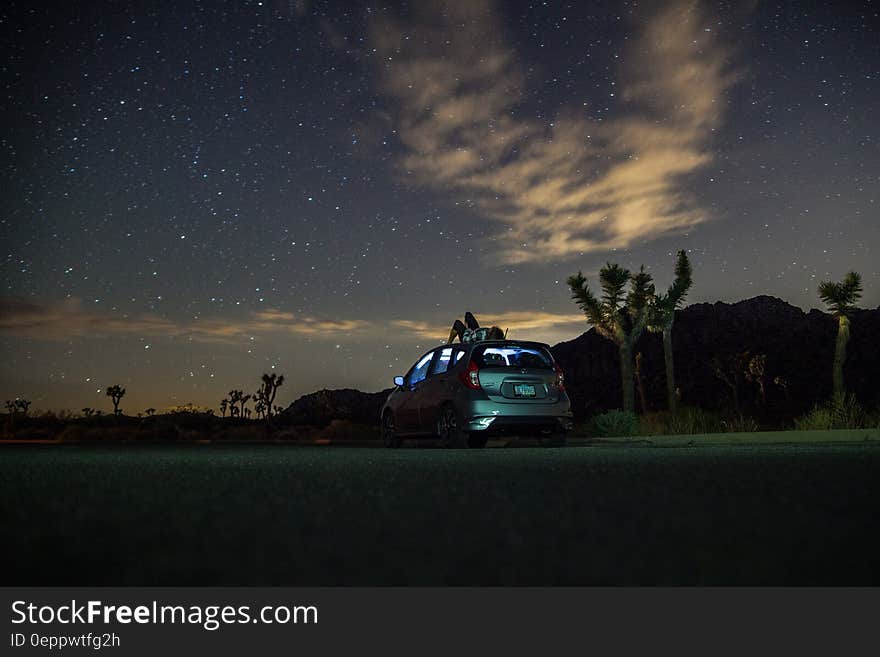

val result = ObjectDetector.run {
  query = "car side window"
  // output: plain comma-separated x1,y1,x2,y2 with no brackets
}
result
431,347,455,375
408,351,435,386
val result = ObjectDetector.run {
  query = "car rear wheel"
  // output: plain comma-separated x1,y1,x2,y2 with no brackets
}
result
437,405,469,448
382,411,402,448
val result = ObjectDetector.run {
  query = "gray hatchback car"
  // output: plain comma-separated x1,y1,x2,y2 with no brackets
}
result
380,340,573,448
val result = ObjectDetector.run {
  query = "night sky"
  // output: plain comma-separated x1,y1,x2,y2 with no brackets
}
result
1,0,878,413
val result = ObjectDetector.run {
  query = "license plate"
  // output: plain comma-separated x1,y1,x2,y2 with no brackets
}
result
513,384,536,397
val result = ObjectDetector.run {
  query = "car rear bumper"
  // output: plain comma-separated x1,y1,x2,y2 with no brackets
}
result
460,397,572,433
465,414,573,434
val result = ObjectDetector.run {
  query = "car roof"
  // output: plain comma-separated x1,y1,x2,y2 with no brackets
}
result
464,340,551,349
405,340,553,371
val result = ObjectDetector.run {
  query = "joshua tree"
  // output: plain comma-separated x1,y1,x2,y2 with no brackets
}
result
254,390,266,417
634,352,648,414
82,407,94,417
745,354,769,406
230,390,250,418
144,407,156,417
774,376,789,402
227,390,243,418
14,398,31,416
219,398,229,418
5,400,16,430
647,250,693,413
818,271,862,398
713,351,752,413
105,385,126,416
568,263,654,413
257,373,285,426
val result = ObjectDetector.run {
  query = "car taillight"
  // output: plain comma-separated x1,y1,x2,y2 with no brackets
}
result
555,363,565,391
459,359,482,390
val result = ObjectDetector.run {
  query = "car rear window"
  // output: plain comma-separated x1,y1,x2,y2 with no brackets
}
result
472,344,554,370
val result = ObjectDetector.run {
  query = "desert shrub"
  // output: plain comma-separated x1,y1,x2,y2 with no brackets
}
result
160,411,218,432
8,427,54,440
665,407,723,435
638,412,672,436
212,425,268,441
136,420,181,441
57,425,86,442
721,413,759,433
591,410,639,437
317,419,379,441
795,406,834,431
636,408,728,436
272,428,301,441
80,413,128,428
831,394,867,428
795,394,867,431
70,427,119,441
34,409,77,422
172,429,203,442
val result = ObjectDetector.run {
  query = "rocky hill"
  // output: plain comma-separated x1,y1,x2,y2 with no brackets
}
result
282,297,879,426
281,387,393,426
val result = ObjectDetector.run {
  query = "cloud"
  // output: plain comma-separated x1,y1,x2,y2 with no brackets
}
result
371,0,738,263
0,298,179,340
0,298,587,345
0,298,369,343
391,310,587,342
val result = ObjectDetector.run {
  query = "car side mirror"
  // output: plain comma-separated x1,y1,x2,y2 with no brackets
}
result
394,376,405,387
